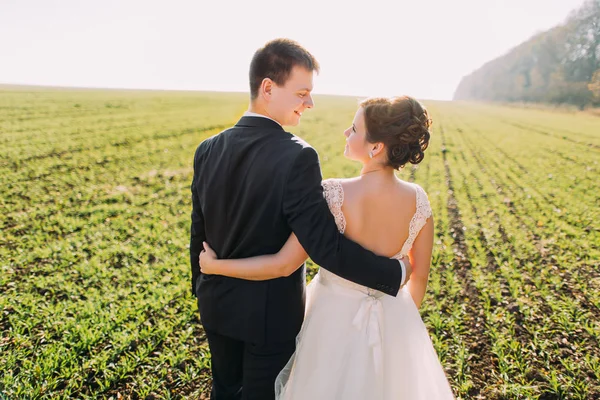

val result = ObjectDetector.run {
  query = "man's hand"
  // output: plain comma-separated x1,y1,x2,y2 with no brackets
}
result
199,242,218,275
401,256,413,287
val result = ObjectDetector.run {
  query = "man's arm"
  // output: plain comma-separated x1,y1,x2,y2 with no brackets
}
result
190,145,207,297
282,147,405,297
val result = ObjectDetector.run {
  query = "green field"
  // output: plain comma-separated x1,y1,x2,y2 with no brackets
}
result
1,88,599,399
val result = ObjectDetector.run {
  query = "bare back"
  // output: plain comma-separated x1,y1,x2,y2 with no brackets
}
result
339,176,418,258
322,176,433,306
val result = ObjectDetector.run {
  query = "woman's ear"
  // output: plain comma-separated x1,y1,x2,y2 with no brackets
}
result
372,142,384,158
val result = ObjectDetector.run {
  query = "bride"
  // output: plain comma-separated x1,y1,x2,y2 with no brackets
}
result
200,95,454,399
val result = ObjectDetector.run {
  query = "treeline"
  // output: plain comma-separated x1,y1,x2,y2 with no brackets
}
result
454,0,600,108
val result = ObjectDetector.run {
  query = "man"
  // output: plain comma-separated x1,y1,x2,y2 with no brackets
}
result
190,38,412,400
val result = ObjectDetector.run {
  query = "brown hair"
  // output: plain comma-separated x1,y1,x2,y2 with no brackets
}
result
360,96,432,169
249,38,320,100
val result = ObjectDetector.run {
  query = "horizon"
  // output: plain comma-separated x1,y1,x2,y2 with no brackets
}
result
0,0,587,100
0,82,455,102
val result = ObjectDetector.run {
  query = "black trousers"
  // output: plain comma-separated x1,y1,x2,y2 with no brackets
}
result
204,328,296,400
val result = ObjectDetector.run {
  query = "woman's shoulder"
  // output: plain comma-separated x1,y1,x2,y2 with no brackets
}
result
323,177,358,183
394,179,428,197
398,181,432,218
322,177,359,189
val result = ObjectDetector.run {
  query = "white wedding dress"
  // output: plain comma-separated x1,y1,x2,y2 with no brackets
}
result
275,179,455,400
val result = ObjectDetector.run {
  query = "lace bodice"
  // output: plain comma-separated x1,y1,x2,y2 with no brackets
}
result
318,178,432,298
322,178,432,260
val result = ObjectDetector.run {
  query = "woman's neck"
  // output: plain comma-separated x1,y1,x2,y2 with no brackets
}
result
359,164,396,181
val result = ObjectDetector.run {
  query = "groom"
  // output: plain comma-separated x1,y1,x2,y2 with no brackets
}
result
190,38,412,400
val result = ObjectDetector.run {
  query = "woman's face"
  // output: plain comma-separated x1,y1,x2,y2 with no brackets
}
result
343,107,372,163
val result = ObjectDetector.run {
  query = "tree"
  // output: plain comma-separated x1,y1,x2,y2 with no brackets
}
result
589,69,600,99
453,0,600,107
563,0,600,82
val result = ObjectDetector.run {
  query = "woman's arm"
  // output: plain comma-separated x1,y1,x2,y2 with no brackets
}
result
199,233,309,280
406,216,434,309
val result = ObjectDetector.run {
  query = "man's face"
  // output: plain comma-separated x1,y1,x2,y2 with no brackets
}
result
268,66,314,126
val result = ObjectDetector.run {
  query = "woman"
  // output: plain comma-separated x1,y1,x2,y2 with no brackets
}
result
200,96,454,399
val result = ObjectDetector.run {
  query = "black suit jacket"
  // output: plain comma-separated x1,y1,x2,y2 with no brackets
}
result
190,116,403,344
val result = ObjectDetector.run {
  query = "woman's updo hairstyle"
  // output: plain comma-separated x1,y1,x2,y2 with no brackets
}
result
360,96,432,170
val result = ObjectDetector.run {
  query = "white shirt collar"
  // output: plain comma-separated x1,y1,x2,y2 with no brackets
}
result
243,111,282,127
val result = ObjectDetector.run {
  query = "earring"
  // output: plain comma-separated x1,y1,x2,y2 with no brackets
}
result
369,150,373,159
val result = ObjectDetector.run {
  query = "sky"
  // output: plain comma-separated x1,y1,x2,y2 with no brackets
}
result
0,0,588,100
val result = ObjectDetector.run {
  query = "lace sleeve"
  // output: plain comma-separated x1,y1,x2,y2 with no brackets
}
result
409,185,432,242
398,184,432,256
415,185,432,223
322,179,346,234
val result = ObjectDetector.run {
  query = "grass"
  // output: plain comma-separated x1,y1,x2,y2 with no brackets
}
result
1,88,598,399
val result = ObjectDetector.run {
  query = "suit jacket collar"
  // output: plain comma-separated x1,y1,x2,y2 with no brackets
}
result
235,116,285,132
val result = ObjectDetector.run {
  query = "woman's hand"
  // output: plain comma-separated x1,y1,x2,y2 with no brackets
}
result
199,241,218,275
197,234,308,280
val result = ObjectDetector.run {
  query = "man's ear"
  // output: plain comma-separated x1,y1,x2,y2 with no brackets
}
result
260,78,273,101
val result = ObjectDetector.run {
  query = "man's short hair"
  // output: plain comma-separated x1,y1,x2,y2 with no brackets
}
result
249,38,320,99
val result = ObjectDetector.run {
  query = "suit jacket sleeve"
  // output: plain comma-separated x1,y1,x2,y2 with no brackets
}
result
190,145,207,297
282,147,402,296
